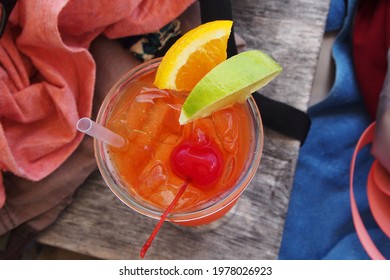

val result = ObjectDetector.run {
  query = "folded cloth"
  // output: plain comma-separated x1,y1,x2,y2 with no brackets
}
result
0,35,146,259
279,0,390,259
353,0,390,172
0,136,96,258
353,0,390,120
372,50,390,172
0,0,195,208
351,0,390,257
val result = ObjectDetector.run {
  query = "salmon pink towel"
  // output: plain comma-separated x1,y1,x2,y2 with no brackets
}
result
0,0,195,208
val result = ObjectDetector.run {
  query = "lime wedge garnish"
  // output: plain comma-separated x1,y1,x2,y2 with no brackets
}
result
179,50,282,125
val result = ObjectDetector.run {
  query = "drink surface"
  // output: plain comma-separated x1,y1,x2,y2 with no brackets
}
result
107,70,253,213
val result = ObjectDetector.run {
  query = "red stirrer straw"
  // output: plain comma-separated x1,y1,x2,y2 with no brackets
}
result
140,180,190,258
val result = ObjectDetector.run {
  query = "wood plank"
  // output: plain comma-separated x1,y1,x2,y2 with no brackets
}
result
232,0,330,110
37,0,330,259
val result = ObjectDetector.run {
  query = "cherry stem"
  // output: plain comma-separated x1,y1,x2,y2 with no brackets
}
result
140,180,190,258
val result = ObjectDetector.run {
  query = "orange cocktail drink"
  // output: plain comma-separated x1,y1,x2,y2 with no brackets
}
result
95,58,263,226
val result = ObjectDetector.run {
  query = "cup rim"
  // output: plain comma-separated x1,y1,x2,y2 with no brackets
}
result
94,57,264,223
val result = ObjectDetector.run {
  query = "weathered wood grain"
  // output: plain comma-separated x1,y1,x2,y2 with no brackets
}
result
37,0,330,259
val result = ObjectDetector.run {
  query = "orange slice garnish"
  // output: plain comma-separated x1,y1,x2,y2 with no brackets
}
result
154,20,233,91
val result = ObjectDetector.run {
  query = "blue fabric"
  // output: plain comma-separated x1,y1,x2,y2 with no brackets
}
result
325,0,346,32
278,0,390,259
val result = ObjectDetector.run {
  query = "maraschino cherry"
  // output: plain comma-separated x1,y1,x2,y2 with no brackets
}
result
140,135,223,258
170,136,223,188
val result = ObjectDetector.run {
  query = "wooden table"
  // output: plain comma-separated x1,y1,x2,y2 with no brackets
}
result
37,0,330,259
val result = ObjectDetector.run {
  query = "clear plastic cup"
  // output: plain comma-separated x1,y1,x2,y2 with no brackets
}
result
94,58,263,226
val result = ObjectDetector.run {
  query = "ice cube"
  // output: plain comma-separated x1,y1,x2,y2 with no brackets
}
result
134,87,169,103
126,87,181,142
175,187,201,211
137,160,168,199
147,183,201,211
212,108,239,152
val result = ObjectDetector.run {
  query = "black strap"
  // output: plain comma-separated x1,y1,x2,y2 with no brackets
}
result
199,0,311,144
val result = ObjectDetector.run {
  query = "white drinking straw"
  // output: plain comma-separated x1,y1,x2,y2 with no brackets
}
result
76,117,126,148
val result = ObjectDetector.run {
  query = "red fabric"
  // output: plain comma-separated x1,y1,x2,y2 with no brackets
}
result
353,0,390,119
0,0,195,208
